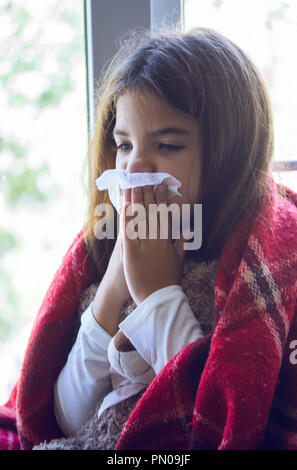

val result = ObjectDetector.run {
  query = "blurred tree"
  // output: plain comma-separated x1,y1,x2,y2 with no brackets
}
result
0,0,85,341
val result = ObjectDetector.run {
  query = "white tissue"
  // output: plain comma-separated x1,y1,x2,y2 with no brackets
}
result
95,169,182,213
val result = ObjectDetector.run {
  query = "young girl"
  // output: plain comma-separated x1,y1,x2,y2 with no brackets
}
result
6,27,297,451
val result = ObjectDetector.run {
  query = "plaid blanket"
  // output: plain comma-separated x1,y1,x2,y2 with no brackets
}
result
1,175,297,450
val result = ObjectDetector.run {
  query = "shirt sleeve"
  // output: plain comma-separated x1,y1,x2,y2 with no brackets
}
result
118,285,204,376
53,301,113,437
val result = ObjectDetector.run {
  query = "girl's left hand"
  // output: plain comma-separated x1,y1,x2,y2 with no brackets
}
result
120,184,186,306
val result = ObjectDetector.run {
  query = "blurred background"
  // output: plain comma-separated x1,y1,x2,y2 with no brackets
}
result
0,0,87,401
0,0,296,403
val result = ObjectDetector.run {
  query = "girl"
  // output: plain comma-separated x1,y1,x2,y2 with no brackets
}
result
5,27,297,451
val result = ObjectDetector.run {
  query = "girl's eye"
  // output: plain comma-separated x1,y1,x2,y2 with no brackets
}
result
159,143,184,151
115,142,184,152
115,143,131,152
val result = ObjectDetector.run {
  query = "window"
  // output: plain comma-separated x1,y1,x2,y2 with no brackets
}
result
0,0,88,402
183,0,297,191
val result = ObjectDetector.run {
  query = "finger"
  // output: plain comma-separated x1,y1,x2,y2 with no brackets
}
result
124,187,131,205
155,184,170,240
131,186,146,239
156,183,172,241
123,188,133,223
119,200,128,240
135,185,154,239
131,186,143,210
155,183,168,205
142,184,155,213
118,188,127,239
119,187,122,212
143,185,156,238
121,194,141,247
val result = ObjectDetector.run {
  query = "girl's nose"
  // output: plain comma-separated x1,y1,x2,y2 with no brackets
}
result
126,157,155,174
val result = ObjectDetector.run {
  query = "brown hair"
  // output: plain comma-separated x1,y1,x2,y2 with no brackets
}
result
82,26,275,277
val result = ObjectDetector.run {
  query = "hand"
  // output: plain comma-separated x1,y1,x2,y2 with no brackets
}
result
120,184,186,306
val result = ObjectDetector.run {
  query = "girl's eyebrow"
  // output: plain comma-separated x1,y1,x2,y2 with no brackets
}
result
112,127,192,137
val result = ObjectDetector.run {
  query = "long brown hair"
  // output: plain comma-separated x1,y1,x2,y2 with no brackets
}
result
82,26,275,277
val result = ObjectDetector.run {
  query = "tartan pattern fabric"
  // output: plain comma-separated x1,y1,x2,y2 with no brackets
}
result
0,175,297,450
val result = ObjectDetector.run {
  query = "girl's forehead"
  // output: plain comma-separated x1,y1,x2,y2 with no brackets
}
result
115,91,198,131
116,90,163,114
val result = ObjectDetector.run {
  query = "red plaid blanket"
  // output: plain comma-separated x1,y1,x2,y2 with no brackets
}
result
1,175,297,450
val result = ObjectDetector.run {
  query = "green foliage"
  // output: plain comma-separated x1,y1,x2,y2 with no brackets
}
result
0,229,18,258
35,74,74,109
13,8,30,38
1,55,37,86
1,163,58,209
0,136,27,158
0,0,85,340
0,2,84,109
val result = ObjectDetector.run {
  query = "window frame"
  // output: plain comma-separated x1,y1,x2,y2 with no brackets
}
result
84,0,182,139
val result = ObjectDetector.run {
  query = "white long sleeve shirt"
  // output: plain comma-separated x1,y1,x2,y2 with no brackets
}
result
54,285,205,437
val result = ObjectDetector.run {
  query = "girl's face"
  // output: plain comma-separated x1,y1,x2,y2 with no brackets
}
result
113,91,202,209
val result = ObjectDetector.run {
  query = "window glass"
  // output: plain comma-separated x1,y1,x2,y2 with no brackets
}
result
0,0,87,402
184,0,297,191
